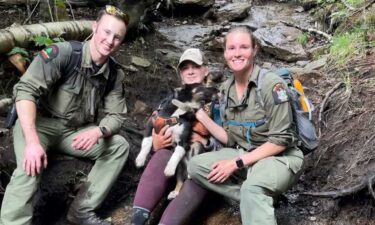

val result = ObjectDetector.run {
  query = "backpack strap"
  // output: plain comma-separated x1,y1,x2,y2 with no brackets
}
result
255,68,268,109
223,119,266,144
60,41,118,97
60,41,83,84
221,76,266,145
219,78,234,122
105,58,119,96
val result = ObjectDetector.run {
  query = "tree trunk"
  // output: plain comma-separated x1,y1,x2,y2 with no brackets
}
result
0,0,36,5
0,0,90,6
38,0,70,22
0,20,93,54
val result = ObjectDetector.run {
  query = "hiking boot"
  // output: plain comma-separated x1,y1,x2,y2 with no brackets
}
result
67,209,111,225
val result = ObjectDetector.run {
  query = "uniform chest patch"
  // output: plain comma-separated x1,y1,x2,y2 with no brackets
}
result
272,83,289,104
40,45,59,63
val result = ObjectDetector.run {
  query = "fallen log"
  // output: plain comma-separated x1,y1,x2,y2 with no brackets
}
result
0,0,97,6
0,20,93,55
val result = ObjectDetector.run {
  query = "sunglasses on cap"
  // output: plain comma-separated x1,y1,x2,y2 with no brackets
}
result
105,5,130,26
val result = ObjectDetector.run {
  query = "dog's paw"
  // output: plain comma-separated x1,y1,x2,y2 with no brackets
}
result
167,191,179,200
164,165,176,177
135,155,146,168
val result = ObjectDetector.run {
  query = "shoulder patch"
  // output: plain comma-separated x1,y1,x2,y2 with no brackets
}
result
40,45,59,63
272,83,289,104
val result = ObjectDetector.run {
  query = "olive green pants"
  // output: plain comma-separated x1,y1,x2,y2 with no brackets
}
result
1,117,129,225
188,147,303,225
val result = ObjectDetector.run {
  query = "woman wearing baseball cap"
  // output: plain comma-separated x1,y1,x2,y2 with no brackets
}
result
131,48,215,225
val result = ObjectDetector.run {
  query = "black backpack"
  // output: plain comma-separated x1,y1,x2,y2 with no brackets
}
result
61,41,118,97
257,68,318,155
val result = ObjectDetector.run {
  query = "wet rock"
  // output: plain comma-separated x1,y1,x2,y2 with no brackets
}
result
296,60,310,67
307,44,330,58
241,4,314,31
288,66,323,83
254,24,308,62
0,128,9,136
158,24,219,48
295,6,305,13
206,36,225,50
131,56,151,68
133,100,149,114
304,56,328,71
232,0,252,2
173,0,214,7
308,216,317,221
215,2,252,22
123,65,139,72
262,62,273,69
155,49,180,65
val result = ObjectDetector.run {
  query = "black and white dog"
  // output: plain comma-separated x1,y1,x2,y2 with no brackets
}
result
135,83,217,199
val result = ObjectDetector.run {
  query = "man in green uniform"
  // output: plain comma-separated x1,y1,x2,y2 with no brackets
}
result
1,5,130,225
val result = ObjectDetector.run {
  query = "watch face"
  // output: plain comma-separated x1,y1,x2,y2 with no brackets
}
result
100,126,108,136
236,158,244,168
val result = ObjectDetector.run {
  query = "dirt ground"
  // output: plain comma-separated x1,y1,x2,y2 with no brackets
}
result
0,2,374,225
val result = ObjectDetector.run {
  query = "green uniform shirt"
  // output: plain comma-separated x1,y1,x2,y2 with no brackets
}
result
220,65,299,153
13,41,127,134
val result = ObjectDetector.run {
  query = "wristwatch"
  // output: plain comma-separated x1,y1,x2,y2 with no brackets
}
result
235,157,245,169
99,126,109,137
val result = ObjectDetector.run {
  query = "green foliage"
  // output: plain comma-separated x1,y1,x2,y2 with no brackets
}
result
316,0,337,5
330,9,347,21
363,11,375,30
7,47,29,58
55,0,65,8
7,35,64,67
33,36,63,47
329,30,365,64
345,0,365,8
314,0,364,7
297,33,309,46
7,47,30,63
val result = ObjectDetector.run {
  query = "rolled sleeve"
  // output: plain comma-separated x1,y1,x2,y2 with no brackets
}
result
225,129,237,147
99,69,127,134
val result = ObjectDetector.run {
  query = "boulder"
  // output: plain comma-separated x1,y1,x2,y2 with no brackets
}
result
254,24,308,62
173,0,214,7
215,2,252,22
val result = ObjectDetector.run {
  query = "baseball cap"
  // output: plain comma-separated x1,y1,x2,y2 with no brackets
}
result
177,48,205,68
